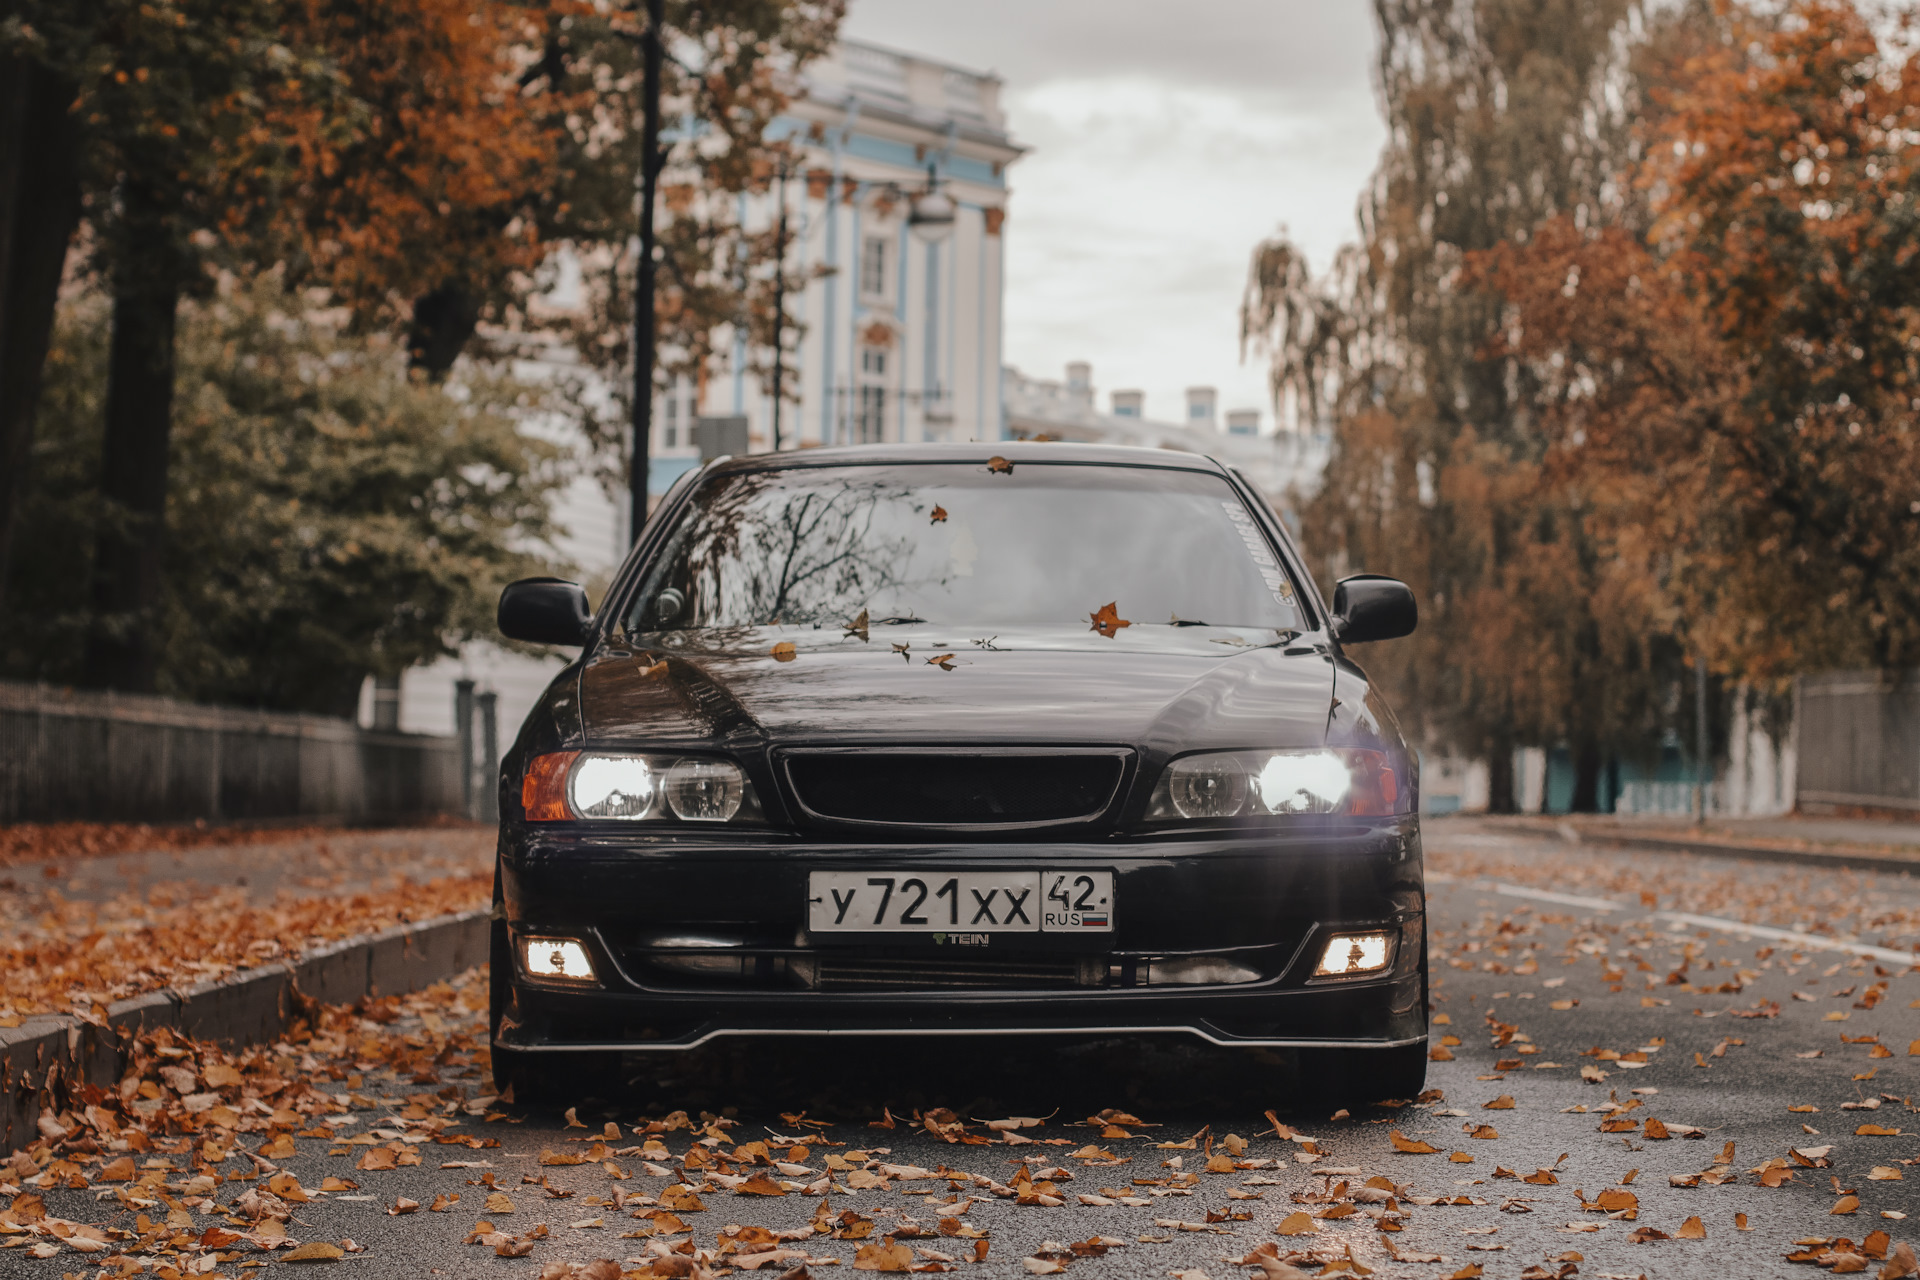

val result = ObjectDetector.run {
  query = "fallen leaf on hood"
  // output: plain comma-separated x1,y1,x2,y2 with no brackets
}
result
1088,602,1131,639
845,610,871,642
926,654,957,671
930,505,948,524
772,642,797,662
987,456,1014,474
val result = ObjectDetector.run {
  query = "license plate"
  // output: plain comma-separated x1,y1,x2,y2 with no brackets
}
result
807,870,1114,933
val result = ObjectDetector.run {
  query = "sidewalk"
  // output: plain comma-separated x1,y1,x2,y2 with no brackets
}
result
1446,811,1920,875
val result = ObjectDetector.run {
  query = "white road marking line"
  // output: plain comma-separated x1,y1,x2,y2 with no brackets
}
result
1653,912,1917,966
1487,882,1622,912
1469,880,1917,965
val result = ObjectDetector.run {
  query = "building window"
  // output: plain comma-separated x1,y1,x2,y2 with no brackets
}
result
663,396,678,447
860,236,889,300
855,385,887,443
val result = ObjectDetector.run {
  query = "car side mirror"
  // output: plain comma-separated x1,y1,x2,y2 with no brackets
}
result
499,578,592,646
1332,574,1417,644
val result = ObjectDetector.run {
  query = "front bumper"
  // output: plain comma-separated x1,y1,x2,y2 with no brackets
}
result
495,815,1425,1052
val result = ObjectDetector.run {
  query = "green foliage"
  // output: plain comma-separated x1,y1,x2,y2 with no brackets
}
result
3,278,570,715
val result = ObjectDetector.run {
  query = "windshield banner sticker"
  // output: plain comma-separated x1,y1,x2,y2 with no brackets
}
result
1221,501,1295,606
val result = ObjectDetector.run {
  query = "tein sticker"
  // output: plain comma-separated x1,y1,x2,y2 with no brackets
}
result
1220,501,1295,607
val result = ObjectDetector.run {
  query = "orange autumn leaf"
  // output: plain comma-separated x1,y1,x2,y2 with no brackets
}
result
1088,602,1131,639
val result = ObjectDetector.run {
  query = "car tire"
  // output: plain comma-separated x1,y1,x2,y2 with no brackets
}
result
1298,1041,1429,1109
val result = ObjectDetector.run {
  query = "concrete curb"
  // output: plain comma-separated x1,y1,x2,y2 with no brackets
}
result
0,906,489,1154
1500,820,1920,878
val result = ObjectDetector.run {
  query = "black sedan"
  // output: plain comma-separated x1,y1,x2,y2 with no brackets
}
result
490,442,1426,1106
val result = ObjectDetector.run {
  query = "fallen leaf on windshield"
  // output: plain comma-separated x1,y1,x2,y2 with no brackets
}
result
930,505,948,523
1088,602,1132,639
771,642,797,662
927,654,957,671
845,610,870,642
987,456,1014,474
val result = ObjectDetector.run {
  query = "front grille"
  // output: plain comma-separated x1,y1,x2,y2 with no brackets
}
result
808,955,1091,991
784,752,1125,826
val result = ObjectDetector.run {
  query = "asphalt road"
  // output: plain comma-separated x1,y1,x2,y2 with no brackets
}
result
6,825,1916,1279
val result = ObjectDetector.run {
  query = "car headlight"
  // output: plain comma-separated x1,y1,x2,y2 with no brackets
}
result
520,751,763,823
1144,749,1402,821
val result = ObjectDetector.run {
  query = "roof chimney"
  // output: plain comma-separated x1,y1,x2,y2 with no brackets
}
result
1065,361,1092,406
1110,389,1143,418
1185,386,1217,428
1225,408,1259,436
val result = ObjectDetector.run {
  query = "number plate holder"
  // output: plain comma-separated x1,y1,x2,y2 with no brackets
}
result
806,870,1115,934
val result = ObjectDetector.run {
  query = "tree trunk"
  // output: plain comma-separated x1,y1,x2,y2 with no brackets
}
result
0,57,83,615
1569,738,1604,813
1486,734,1516,814
407,282,480,380
83,229,180,693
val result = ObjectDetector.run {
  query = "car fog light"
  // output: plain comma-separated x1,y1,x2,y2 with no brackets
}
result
1145,956,1262,986
1314,931,1393,978
522,937,596,981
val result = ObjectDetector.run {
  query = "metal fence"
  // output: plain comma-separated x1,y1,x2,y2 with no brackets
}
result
0,681,463,825
1796,671,1920,812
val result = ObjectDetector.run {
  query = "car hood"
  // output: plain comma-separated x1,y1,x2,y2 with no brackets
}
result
578,625,1336,752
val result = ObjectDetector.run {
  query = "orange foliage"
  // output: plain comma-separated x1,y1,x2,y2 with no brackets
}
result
1473,0,1920,678
275,0,571,321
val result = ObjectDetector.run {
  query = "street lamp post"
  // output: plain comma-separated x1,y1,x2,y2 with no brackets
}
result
628,0,665,546
770,161,789,453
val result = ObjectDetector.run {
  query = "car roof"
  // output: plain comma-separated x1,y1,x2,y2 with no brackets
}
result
702,440,1235,478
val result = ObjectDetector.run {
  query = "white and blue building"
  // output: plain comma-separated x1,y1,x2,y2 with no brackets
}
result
647,39,1026,499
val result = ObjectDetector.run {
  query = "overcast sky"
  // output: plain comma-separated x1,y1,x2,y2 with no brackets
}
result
839,1,1385,431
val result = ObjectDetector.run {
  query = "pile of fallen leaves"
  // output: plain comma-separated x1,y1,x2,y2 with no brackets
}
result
0,872,488,1020
0,822,350,869
2,973,495,1269
0,817,485,870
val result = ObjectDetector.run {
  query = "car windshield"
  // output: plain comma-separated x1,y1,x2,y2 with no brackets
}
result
625,462,1307,640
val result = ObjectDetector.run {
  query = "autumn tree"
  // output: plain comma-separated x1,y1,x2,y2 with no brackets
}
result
512,0,843,487
1243,0,1664,810
1477,1,1920,683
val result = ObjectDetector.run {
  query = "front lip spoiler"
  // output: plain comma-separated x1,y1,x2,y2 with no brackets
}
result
493,1024,1427,1053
